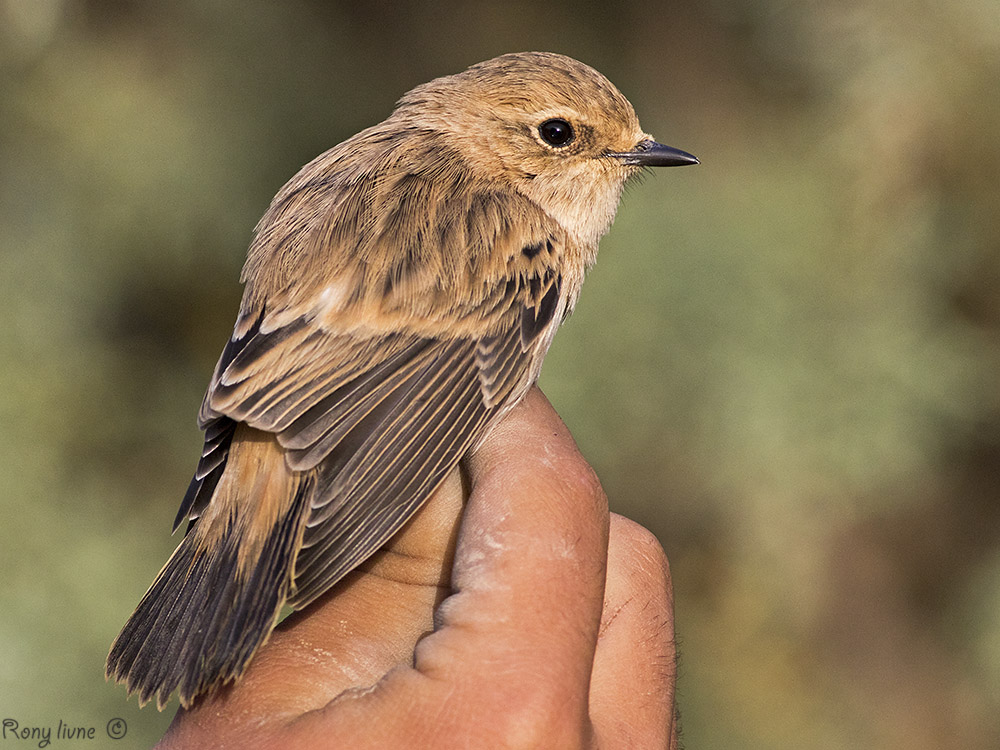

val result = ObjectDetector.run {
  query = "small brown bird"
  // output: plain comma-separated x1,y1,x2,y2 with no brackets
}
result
106,51,697,709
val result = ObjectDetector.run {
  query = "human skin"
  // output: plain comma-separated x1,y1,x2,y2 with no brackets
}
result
158,388,678,749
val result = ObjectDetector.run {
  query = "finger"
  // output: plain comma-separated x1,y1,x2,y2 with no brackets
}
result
589,514,677,749
407,386,611,742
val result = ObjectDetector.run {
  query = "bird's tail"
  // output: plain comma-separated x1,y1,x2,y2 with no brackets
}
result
106,427,310,709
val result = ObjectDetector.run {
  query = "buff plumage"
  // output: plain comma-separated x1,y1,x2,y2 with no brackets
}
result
106,51,697,709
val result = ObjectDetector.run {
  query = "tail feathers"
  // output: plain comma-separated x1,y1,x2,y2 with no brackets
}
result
106,478,310,709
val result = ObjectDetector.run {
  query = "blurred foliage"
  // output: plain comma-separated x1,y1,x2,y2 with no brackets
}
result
1,0,998,747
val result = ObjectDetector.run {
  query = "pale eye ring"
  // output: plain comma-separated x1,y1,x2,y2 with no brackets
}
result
538,118,574,147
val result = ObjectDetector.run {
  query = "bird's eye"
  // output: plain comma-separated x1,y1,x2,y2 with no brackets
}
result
538,119,574,147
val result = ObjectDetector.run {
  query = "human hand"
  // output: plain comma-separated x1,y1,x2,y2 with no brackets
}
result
158,387,678,749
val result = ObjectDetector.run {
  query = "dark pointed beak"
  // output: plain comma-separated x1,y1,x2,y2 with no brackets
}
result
610,139,699,167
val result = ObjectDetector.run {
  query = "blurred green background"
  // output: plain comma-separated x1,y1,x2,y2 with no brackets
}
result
2,0,999,747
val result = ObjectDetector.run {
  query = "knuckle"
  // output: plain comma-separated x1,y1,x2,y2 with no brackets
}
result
573,460,607,504
608,515,672,600
508,446,607,517
545,450,606,515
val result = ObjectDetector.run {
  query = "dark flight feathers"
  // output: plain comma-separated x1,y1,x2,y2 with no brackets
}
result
195,265,564,609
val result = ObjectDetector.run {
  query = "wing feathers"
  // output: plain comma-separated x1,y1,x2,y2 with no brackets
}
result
477,327,527,407
173,417,236,531
520,272,561,347
190,267,562,609
289,338,492,607
179,196,569,619
278,337,435,455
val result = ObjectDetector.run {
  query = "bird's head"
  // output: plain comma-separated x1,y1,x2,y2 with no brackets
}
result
392,51,697,246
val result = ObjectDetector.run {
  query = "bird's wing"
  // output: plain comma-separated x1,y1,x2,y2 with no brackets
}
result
177,150,571,606
185,264,562,609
